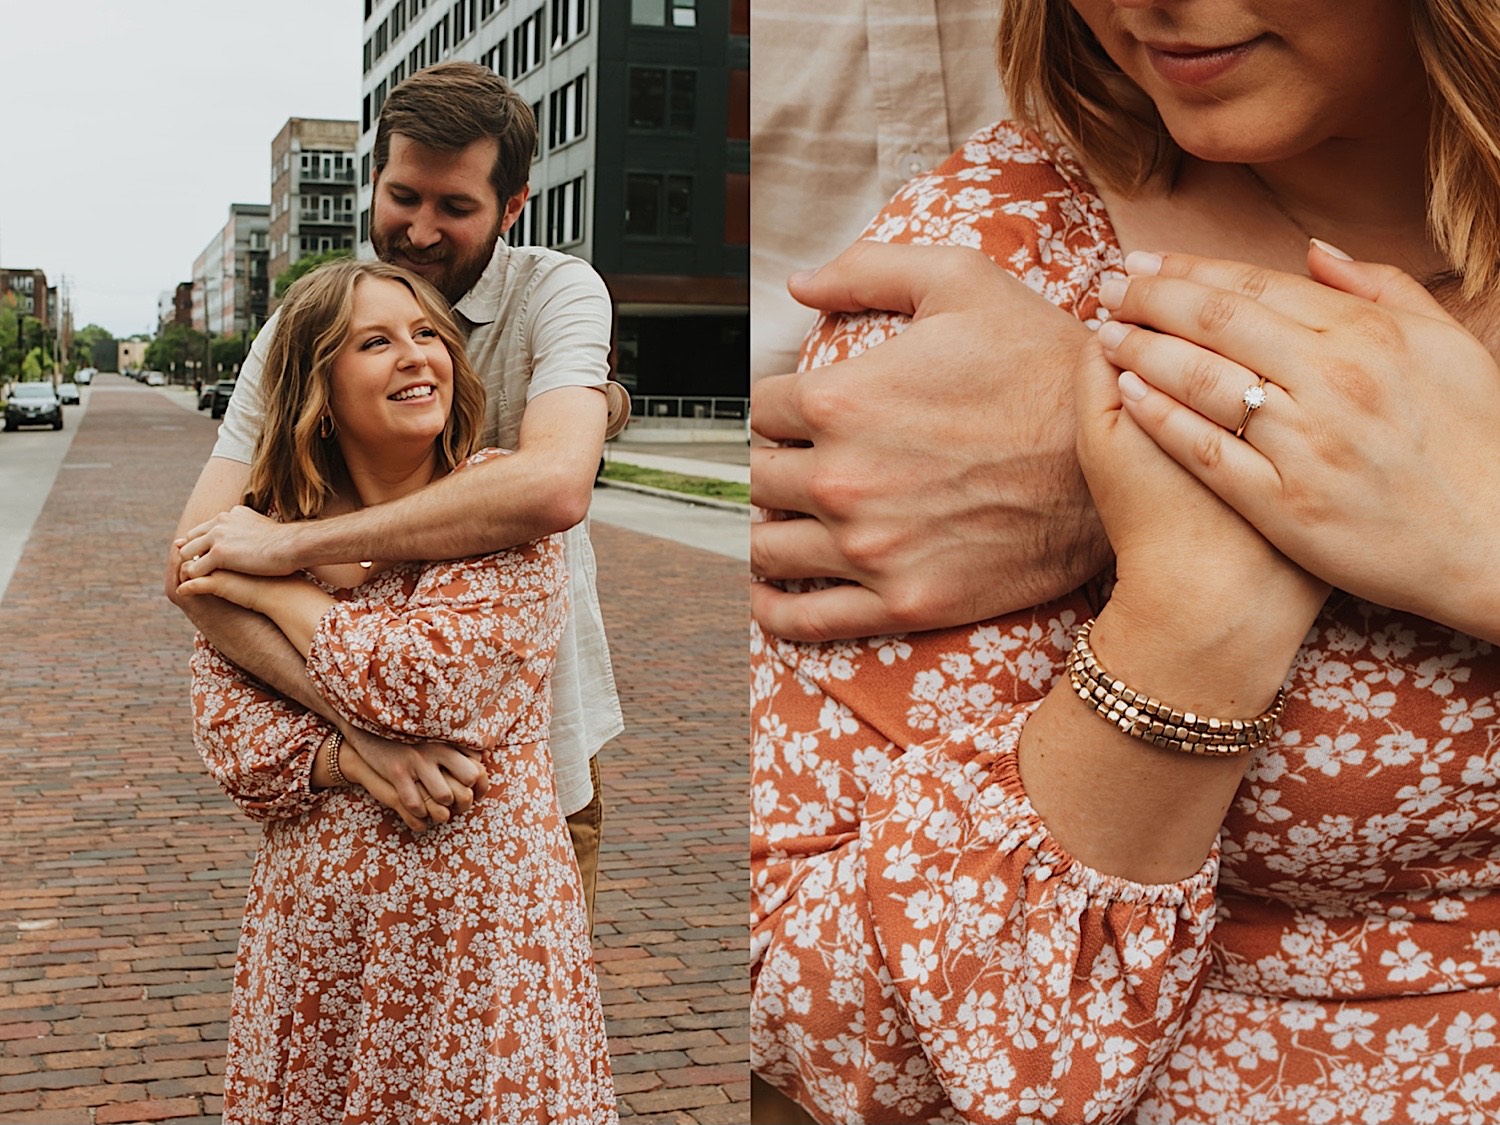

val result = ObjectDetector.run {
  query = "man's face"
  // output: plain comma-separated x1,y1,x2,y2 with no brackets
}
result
370,134,510,304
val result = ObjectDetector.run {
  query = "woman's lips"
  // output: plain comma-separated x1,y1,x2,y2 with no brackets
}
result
1145,37,1262,86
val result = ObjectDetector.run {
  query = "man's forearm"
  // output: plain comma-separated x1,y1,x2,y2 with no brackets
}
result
181,594,333,721
279,445,592,568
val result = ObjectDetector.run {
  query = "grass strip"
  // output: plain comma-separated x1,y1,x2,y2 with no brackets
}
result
600,460,749,504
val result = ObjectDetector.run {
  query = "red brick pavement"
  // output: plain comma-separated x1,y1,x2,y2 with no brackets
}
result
0,376,748,1124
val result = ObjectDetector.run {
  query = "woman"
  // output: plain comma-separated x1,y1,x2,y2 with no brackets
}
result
751,1,1500,1122
181,259,616,1124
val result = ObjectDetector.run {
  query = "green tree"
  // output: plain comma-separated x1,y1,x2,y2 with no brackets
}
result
212,333,248,374
274,247,353,297
145,322,206,380
0,293,17,379
21,348,45,381
72,324,115,372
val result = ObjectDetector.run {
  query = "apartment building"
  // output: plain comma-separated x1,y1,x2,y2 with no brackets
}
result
357,0,749,406
0,267,50,331
268,118,360,294
191,204,271,337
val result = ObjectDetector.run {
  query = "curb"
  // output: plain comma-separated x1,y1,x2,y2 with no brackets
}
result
596,478,750,514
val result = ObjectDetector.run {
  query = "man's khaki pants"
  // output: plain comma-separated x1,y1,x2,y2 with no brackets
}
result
564,755,603,935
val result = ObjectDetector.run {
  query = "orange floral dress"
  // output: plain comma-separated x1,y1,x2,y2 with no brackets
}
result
750,124,1500,1124
192,452,616,1125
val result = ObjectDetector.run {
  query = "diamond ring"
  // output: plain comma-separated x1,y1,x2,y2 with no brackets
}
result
1233,377,1268,439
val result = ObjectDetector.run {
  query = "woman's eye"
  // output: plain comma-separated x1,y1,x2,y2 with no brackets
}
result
360,336,389,350
416,327,439,340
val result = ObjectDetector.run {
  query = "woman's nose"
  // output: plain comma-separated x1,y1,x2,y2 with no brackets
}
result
394,335,425,367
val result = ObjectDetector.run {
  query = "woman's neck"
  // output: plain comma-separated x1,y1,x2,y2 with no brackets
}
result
1236,122,1440,279
1097,111,1442,280
336,443,442,509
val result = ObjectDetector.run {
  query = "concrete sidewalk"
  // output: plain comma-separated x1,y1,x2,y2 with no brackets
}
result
0,375,747,1123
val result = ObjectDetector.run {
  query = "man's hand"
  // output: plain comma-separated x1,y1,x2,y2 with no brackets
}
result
750,241,1106,642
178,505,306,579
340,728,490,835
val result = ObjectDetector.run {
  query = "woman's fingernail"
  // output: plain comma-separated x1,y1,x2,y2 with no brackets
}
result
1097,321,1130,349
1310,237,1353,261
1098,278,1128,309
1118,371,1149,402
788,268,819,287
1124,250,1163,276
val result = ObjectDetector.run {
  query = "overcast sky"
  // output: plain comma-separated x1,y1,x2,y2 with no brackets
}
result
2,0,362,338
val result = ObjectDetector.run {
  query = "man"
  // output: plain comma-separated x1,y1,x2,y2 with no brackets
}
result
168,62,623,926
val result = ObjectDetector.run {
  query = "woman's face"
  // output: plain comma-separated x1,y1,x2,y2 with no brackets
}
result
1066,0,1427,163
328,276,454,457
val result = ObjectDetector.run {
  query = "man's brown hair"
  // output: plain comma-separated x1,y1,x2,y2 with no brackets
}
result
373,61,536,205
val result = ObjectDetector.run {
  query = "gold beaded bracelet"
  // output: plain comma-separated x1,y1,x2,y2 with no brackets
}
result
1067,619,1286,757
322,730,348,787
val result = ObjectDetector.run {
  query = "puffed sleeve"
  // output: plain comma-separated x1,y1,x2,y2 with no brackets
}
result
751,592,1225,1124
303,534,567,752
190,636,335,822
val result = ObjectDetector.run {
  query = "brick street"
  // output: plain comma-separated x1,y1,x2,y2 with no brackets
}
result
0,377,748,1124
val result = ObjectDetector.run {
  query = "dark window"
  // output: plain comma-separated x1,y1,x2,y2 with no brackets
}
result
625,173,693,239
628,67,695,130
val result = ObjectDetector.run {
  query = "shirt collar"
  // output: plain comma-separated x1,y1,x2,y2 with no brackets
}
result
451,238,512,326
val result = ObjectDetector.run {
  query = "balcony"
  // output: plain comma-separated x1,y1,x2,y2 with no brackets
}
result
296,166,357,186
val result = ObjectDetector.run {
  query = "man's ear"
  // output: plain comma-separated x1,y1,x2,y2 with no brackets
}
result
499,185,530,234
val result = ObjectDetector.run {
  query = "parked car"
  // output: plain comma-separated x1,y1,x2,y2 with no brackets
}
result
210,379,237,419
57,382,81,405
144,371,167,386
74,368,94,385
4,383,64,431
197,383,214,410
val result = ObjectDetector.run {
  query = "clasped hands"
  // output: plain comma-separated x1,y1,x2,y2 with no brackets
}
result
752,239,1500,644
173,517,487,836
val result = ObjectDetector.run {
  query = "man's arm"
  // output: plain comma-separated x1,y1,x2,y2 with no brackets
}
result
176,385,605,578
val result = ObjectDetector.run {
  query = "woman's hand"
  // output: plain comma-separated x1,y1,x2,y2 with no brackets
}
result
175,567,303,616
1075,337,1329,682
1097,245,1500,642
338,729,490,836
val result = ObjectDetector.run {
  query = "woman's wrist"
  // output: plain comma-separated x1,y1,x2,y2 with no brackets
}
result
1092,585,1318,719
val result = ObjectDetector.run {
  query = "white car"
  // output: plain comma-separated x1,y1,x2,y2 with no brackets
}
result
144,371,167,386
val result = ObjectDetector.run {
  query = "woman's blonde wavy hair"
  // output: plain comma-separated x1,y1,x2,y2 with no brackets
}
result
244,259,486,520
998,0,1500,296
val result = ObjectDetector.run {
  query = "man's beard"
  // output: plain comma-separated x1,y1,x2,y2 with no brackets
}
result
370,221,501,305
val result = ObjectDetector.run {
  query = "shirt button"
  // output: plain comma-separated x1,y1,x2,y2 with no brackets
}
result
904,156,925,177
